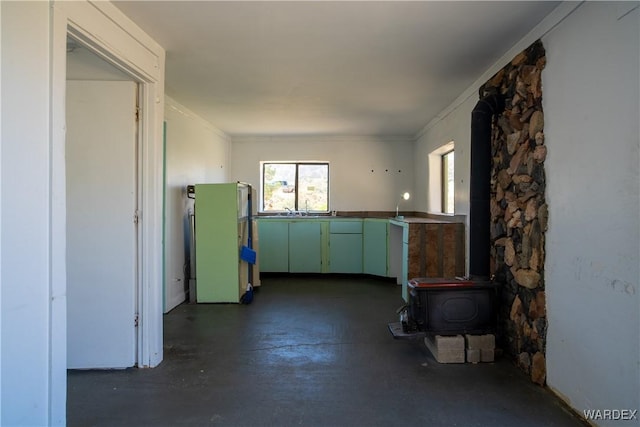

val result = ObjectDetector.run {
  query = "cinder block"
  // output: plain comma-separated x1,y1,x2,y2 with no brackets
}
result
480,348,495,363
482,334,496,349
465,334,482,349
435,334,465,350
465,334,495,350
424,335,465,363
466,348,480,364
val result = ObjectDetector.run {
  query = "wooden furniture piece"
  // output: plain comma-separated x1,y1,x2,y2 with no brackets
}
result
390,218,465,301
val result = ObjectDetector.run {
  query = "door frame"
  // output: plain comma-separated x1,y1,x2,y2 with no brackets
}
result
50,2,165,417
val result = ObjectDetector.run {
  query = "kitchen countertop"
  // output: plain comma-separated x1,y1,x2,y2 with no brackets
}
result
390,216,458,224
256,215,461,224
257,210,465,223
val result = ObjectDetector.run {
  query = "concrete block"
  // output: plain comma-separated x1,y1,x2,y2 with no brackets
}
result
466,348,480,364
482,334,496,349
480,348,495,363
424,335,465,363
465,334,495,350
435,335,465,350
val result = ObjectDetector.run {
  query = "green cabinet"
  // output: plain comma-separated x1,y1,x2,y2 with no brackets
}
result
257,221,289,272
363,219,389,276
329,234,363,273
258,219,323,273
258,217,463,296
329,220,363,273
289,221,322,272
194,183,250,303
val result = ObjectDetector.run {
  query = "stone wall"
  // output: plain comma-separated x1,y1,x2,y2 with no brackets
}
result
482,40,548,385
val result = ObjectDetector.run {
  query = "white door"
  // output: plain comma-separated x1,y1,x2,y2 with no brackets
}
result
66,80,138,369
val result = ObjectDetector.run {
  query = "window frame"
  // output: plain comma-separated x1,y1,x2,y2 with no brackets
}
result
441,149,455,214
260,161,330,213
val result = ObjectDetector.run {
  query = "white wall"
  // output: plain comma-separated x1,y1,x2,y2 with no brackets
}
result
413,2,584,269
542,2,639,422
414,97,476,216
231,136,415,213
164,96,231,312
414,98,476,272
415,2,639,423
1,2,54,425
1,0,166,424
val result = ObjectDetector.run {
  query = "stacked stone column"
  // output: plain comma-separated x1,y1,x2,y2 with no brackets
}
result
483,40,548,385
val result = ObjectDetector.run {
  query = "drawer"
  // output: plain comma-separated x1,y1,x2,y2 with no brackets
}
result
330,220,362,234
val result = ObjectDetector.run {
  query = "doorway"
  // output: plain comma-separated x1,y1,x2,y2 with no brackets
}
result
48,3,165,421
66,37,141,369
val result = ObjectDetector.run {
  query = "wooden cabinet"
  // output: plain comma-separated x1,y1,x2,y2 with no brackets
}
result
407,222,465,279
390,218,465,301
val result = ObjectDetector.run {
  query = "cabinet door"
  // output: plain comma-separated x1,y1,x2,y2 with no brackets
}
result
289,221,322,273
329,233,363,273
257,221,289,272
363,219,388,276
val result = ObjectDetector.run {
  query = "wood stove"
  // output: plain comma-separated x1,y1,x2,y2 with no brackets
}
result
389,93,504,340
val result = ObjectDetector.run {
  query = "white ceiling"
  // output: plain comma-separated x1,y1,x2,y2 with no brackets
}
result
113,1,560,137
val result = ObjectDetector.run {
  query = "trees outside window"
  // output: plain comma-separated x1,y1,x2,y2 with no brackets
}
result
262,162,329,213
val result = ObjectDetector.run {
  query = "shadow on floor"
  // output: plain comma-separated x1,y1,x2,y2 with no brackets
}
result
68,275,585,427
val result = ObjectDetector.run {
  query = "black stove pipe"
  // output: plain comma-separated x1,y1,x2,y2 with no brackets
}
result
469,93,505,280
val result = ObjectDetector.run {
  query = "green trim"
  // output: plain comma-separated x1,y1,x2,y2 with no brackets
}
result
320,222,329,273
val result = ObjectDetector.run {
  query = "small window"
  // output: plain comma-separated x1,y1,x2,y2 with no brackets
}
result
261,162,329,213
442,150,454,214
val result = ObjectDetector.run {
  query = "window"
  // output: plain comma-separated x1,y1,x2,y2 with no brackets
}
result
429,141,455,214
442,149,455,214
261,162,329,213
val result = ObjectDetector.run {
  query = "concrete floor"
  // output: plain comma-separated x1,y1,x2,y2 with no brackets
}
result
68,275,586,427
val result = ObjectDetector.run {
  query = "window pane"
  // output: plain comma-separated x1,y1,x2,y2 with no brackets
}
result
298,164,329,212
263,163,296,211
443,151,454,214
262,162,329,213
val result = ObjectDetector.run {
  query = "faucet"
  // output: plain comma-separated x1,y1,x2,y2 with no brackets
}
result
285,207,293,216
